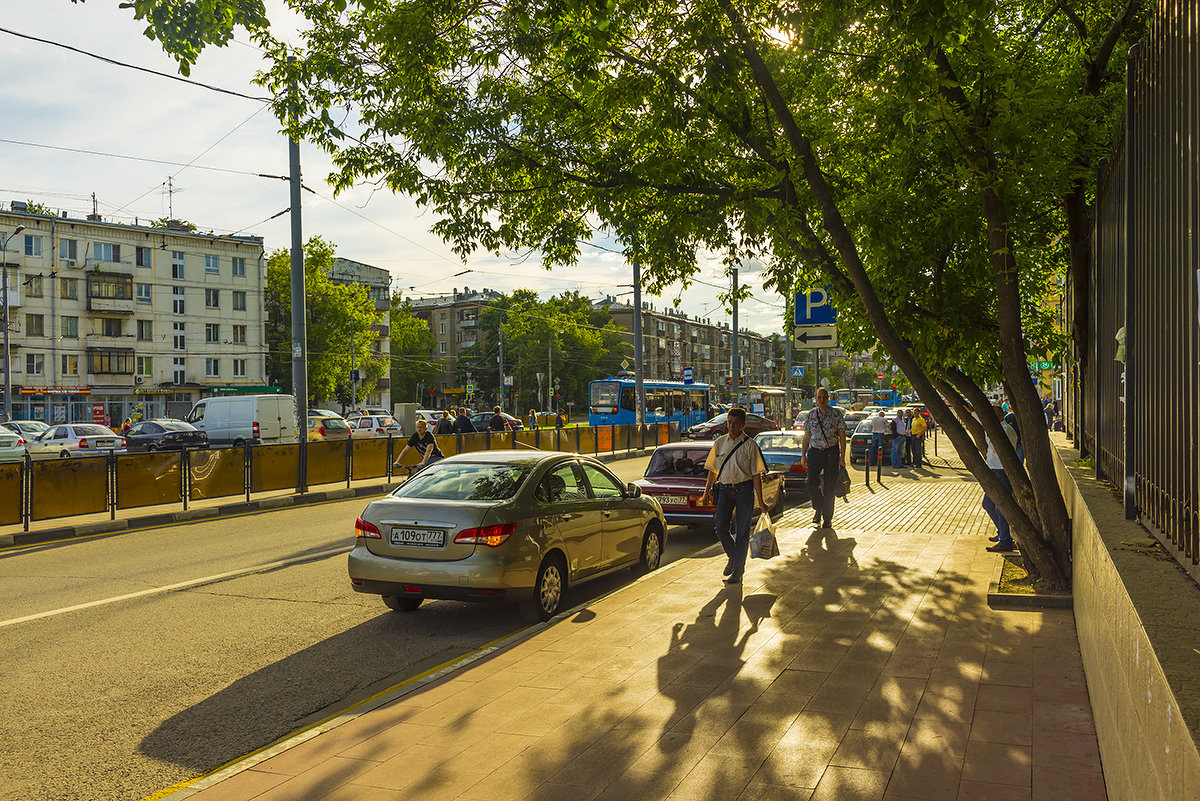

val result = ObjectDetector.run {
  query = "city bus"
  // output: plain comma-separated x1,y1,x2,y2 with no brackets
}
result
588,378,711,428
744,385,788,425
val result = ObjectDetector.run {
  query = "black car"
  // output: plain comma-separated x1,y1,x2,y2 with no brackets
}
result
469,411,525,432
124,419,208,452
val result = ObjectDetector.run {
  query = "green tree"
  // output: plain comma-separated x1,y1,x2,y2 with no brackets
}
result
264,236,383,405
258,1,1145,589
389,297,438,404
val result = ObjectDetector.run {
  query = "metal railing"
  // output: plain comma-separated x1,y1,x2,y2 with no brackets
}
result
1067,1,1199,582
0,423,680,531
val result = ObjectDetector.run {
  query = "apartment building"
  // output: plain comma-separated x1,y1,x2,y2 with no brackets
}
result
323,257,392,411
594,296,774,390
408,287,500,405
0,203,268,425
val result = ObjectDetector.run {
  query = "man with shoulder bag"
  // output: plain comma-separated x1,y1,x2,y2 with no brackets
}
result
699,407,767,585
801,387,848,528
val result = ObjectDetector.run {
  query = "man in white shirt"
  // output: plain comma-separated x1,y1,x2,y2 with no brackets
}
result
980,404,1019,552
868,411,890,467
700,407,767,584
800,388,847,528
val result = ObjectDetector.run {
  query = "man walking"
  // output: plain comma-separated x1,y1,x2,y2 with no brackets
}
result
981,404,1019,553
800,388,847,528
699,407,767,585
891,408,908,468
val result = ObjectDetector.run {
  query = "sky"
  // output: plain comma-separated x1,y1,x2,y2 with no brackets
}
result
0,0,789,335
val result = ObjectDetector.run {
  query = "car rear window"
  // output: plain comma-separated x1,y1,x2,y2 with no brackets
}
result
378,416,398,427
756,434,804,450
159,421,194,431
74,425,116,437
322,418,349,431
392,463,533,500
646,449,712,477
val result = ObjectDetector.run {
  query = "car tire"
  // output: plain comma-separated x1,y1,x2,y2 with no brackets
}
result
383,595,422,612
523,553,567,622
59,451,70,459
147,444,158,452
638,524,663,574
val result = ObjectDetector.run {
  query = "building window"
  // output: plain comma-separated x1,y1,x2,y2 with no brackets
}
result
24,235,42,257
25,353,44,375
88,348,135,375
87,273,132,299
136,246,152,268
136,282,152,303
204,289,219,308
95,317,123,337
172,287,185,315
92,242,121,262
204,254,219,274
59,239,78,261
456,332,462,343
439,322,446,334
205,358,220,377
232,359,247,377
232,324,247,344
25,314,44,337
171,251,185,279
25,274,42,297
136,356,152,376
173,322,185,350
205,323,220,343
231,257,246,277
232,290,246,311
137,320,153,341
173,357,186,384
61,354,78,376
59,277,78,299
61,316,78,339
439,341,447,354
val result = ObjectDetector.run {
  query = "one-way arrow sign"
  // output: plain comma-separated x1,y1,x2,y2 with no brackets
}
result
794,324,838,347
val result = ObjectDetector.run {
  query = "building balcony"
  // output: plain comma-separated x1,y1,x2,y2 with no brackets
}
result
2,287,18,308
462,337,478,348
459,317,477,328
374,297,390,312
85,333,132,349
371,324,389,338
374,377,390,389
87,296,135,314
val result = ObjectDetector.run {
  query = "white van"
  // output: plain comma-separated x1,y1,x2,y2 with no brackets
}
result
185,394,298,447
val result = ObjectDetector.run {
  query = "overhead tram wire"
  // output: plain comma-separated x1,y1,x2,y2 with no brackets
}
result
0,138,286,181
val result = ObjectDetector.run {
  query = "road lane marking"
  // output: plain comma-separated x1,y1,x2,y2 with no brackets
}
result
0,546,348,629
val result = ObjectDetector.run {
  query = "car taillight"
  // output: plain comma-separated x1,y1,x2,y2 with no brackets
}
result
252,421,261,440
376,428,385,434
78,438,89,449
454,521,518,547
319,425,327,436
355,517,381,539
790,463,806,472
119,437,126,447
16,438,24,446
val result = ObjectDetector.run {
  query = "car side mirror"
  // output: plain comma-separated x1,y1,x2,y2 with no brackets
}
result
626,483,642,498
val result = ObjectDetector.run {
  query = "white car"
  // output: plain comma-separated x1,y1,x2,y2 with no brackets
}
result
2,419,50,439
347,414,404,438
25,424,127,460
0,428,27,463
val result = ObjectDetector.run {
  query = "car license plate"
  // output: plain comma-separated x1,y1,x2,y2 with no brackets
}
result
658,495,689,506
97,440,115,448
389,527,445,548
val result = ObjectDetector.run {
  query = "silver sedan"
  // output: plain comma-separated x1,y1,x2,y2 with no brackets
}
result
349,450,667,620
25,424,127,460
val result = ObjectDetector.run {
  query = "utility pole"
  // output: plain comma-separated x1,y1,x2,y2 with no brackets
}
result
784,295,793,427
1,224,26,422
288,63,309,492
731,266,739,406
498,316,505,412
632,256,645,424
350,327,356,410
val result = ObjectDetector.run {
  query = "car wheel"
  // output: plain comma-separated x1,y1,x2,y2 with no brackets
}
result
147,444,158,452
524,553,567,622
383,595,422,612
638,524,663,573
232,439,245,449
59,451,70,459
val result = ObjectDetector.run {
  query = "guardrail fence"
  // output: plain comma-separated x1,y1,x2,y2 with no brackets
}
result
1067,2,1199,582
0,423,680,531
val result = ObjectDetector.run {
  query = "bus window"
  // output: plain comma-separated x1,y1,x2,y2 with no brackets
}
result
620,386,636,412
589,381,620,413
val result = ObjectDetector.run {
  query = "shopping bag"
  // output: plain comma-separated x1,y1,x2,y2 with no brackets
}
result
835,466,852,498
749,512,780,559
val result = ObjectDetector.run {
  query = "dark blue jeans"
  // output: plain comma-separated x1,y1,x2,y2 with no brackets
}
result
714,481,755,577
869,433,887,465
981,468,1013,547
806,446,840,526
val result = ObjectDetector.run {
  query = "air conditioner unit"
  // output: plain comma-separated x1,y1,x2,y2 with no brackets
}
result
65,259,77,268
135,376,145,384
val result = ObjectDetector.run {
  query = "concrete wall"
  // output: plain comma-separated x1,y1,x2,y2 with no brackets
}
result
1053,440,1200,800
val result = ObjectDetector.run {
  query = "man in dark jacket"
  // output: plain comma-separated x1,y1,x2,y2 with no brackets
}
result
453,407,477,434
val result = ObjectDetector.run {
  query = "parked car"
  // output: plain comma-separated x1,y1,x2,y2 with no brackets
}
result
308,415,354,441
842,411,869,429
2,420,49,438
849,418,898,464
792,406,848,431
469,411,525,431
349,450,666,620
185,394,298,447
631,442,785,527
0,428,27,463
307,408,343,419
904,403,933,425
416,409,442,424
347,414,403,438
25,424,126,460
684,412,778,440
124,419,208,452
754,431,809,494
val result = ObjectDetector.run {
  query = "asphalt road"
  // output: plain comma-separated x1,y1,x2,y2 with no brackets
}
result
0,454,773,801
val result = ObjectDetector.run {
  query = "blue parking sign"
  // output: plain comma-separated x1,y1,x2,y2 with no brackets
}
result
795,287,837,326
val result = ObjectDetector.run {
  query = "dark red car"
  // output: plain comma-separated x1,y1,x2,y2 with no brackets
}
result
632,442,786,527
683,411,779,440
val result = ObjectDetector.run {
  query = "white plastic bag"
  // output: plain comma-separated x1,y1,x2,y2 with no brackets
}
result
749,512,779,559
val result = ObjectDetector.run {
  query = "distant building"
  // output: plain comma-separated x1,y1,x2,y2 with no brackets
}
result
1,203,267,424
408,286,501,407
324,257,392,411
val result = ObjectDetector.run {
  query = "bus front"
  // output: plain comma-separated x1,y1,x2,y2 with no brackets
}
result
589,379,625,426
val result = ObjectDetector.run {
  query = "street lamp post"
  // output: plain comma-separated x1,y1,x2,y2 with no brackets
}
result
2,223,27,422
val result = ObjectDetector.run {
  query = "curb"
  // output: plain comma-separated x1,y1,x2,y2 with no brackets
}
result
7,449,654,548
986,551,1072,609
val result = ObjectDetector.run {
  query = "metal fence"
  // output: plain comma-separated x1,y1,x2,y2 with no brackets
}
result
0,423,680,531
1070,1,1200,582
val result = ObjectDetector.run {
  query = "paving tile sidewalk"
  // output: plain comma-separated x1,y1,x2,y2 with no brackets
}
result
179,467,1107,801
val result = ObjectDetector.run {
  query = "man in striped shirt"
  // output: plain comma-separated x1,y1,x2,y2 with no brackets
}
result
800,388,847,529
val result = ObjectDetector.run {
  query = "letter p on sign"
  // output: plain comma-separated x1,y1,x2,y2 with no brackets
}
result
794,287,837,326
